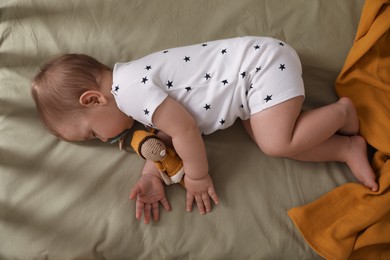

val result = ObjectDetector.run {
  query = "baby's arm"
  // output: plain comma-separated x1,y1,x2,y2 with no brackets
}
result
152,97,219,214
129,160,171,224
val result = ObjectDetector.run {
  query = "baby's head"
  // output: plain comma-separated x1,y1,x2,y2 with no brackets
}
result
32,54,132,142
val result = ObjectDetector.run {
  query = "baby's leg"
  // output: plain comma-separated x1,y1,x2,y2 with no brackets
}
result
249,96,350,156
289,135,378,191
246,96,378,191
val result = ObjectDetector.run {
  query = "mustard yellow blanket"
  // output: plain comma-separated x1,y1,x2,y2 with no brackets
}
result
288,0,390,259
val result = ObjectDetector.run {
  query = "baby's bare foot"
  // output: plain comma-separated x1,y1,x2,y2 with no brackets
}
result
338,97,359,136
346,136,378,191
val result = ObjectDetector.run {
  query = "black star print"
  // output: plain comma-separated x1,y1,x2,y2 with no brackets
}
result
279,64,286,71
279,42,285,46
256,66,262,73
166,80,173,89
145,65,152,70
254,45,260,50
204,73,211,80
221,79,228,85
221,49,227,54
204,104,211,110
219,119,226,125
240,104,244,108
114,85,119,92
202,43,208,47
241,72,246,78
163,50,169,54
249,83,253,90
143,109,150,115
185,86,192,92
264,95,272,102
183,56,190,62
141,76,148,84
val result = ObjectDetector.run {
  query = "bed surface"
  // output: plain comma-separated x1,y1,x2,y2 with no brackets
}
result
0,0,364,259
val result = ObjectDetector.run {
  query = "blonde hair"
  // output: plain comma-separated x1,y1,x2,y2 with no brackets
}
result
31,54,111,136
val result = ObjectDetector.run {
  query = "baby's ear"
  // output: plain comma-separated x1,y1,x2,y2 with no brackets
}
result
79,90,108,107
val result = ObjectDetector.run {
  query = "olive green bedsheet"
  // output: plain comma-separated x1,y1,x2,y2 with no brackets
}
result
0,0,364,259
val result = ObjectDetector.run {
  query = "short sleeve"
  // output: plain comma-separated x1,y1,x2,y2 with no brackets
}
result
111,63,168,127
115,83,168,127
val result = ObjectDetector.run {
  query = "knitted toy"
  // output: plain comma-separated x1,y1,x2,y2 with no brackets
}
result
130,130,185,186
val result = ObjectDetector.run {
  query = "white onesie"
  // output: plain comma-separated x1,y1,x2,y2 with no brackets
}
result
111,36,304,135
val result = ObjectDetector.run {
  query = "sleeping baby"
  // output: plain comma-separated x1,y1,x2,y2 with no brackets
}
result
31,36,378,223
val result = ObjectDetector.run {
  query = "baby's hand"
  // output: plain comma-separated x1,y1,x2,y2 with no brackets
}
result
184,174,219,215
129,174,171,224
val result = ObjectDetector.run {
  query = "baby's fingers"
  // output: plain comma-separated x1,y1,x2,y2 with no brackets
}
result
186,192,194,212
195,194,206,215
151,202,159,223
143,203,152,224
129,184,141,200
202,193,212,213
135,200,144,220
208,186,219,205
160,197,171,212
